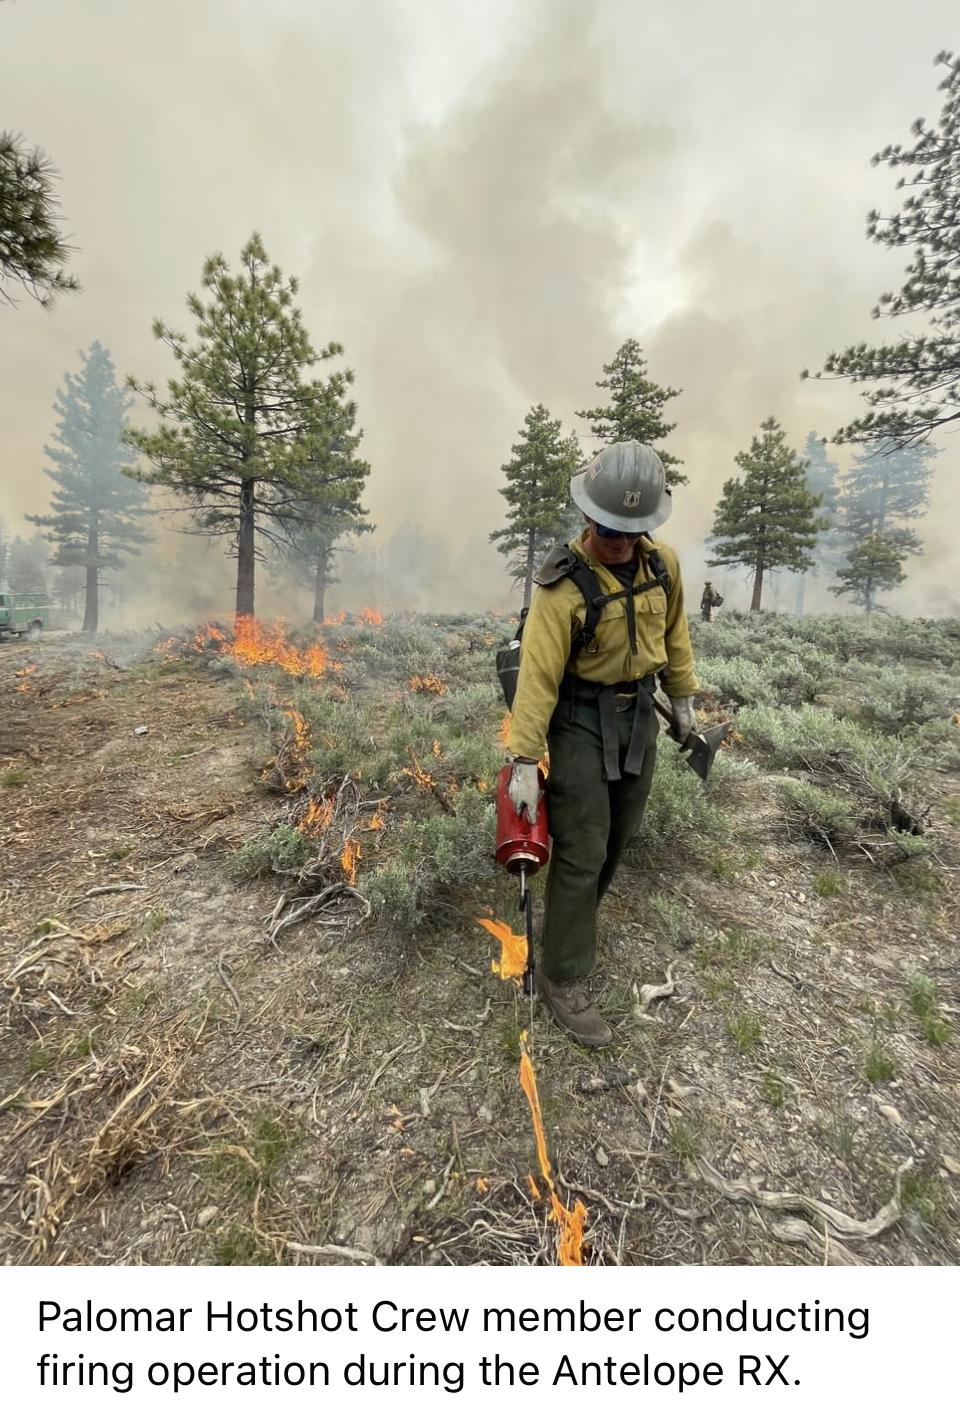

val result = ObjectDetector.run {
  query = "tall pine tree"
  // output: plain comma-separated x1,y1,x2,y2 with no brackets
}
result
578,339,687,486
831,439,934,611
708,418,827,612
491,404,580,610
29,342,148,632
839,440,934,545
811,52,960,447
128,233,360,621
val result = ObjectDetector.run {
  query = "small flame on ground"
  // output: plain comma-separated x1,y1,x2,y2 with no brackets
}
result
15,664,38,693
409,673,447,695
340,837,361,884
299,795,334,835
368,806,386,831
479,920,589,1265
499,713,511,745
322,610,348,626
358,607,383,625
475,1177,489,1193
519,1031,588,1266
401,749,437,792
476,918,527,983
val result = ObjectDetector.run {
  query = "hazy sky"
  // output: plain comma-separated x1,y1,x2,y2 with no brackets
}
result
2,0,958,613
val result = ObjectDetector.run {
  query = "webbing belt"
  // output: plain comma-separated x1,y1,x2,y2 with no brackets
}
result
557,673,656,782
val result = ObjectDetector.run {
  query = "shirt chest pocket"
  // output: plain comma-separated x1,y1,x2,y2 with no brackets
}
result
586,586,666,655
631,587,667,651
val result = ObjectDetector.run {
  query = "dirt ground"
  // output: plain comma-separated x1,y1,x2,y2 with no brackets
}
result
1,628,958,1266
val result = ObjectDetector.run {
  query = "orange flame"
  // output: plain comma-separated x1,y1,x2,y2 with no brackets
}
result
401,749,437,793
368,806,386,831
476,917,527,983
15,664,38,694
299,795,334,835
479,920,589,1265
322,610,348,626
340,837,361,884
519,1031,588,1266
476,1177,490,1193
358,607,383,625
499,713,511,746
409,674,447,696
155,619,331,677
232,616,329,677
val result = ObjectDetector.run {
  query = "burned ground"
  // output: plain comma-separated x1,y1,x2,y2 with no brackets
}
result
0,612,958,1266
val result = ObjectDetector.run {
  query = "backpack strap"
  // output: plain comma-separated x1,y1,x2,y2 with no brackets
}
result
533,544,579,586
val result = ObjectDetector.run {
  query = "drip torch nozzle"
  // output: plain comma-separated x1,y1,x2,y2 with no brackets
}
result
519,864,536,999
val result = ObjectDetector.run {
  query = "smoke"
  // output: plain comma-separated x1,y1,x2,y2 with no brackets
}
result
1,0,958,618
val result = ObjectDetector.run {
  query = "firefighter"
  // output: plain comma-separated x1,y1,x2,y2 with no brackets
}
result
700,580,722,623
505,441,698,1047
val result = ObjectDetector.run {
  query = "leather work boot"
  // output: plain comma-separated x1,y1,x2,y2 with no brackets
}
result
536,971,612,1047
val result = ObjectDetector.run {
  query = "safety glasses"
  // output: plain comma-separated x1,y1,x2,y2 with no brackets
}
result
593,520,643,541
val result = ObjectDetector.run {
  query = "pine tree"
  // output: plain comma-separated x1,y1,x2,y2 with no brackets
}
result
577,339,687,486
795,432,843,612
28,343,148,632
708,418,827,612
490,404,580,610
831,439,934,612
839,440,934,545
275,396,371,623
0,516,8,584
128,234,359,621
6,532,49,593
53,563,86,616
0,131,78,307
831,533,906,612
810,52,960,447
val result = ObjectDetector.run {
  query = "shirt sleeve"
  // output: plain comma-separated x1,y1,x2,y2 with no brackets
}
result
660,553,700,698
505,584,574,761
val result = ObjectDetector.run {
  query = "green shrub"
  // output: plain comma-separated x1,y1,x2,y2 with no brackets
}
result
697,657,768,706
232,823,310,877
863,1042,897,1084
632,747,729,856
647,892,697,949
778,777,858,846
737,702,913,801
813,868,846,898
725,1009,763,1052
360,786,496,930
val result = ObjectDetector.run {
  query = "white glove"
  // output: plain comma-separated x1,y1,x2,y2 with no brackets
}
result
670,696,696,745
507,760,541,824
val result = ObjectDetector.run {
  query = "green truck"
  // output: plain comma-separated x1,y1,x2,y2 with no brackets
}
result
0,591,52,641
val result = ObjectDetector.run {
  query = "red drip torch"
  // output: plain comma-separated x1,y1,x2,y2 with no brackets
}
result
495,763,550,1014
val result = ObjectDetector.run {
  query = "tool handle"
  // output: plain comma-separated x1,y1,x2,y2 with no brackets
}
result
652,695,674,726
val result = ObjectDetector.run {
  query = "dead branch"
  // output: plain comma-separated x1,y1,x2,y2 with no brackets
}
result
690,1155,913,1241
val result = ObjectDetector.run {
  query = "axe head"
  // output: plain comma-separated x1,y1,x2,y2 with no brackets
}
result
682,722,729,782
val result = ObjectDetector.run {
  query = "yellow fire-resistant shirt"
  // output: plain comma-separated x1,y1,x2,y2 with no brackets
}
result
506,532,699,762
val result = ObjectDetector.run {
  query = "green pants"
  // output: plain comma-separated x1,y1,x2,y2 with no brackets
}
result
541,697,658,983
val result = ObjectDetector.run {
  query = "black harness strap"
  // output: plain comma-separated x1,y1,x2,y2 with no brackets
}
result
558,540,670,782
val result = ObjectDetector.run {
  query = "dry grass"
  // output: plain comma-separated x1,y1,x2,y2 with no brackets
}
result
0,620,957,1267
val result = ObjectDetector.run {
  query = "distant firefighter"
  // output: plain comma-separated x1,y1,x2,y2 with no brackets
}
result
700,581,723,622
